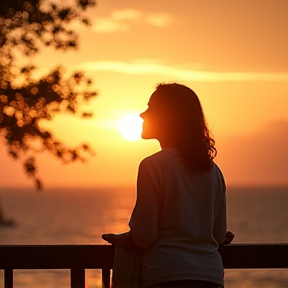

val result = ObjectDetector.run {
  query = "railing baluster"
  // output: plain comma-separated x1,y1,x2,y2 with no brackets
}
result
70,268,85,288
4,268,13,288
102,268,110,288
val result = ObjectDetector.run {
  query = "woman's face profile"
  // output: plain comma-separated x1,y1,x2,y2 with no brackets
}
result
140,91,162,140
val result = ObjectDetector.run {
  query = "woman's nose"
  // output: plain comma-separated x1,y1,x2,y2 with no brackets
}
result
140,111,146,119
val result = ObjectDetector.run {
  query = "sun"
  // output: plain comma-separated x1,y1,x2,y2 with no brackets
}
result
118,114,143,141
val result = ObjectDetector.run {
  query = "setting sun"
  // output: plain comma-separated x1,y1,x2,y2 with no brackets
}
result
118,114,143,141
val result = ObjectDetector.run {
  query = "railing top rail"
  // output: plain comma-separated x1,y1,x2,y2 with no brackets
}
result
1,243,288,247
0,244,288,270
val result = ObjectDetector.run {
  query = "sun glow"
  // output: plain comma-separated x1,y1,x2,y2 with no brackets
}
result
118,114,143,141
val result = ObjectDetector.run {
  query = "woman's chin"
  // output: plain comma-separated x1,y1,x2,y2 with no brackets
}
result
141,133,149,139
141,132,153,140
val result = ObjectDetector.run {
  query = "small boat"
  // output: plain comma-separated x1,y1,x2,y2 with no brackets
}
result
0,217,15,227
0,203,16,227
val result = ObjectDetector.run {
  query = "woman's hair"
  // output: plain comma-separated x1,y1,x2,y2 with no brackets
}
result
153,83,217,172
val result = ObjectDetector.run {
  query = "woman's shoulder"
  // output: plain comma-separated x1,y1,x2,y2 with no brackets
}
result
213,162,224,177
143,147,180,161
212,162,226,190
140,150,163,166
140,148,182,169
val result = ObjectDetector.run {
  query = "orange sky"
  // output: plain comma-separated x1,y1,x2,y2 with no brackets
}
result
1,0,288,189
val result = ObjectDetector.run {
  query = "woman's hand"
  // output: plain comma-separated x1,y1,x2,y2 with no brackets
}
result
102,231,141,251
222,231,235,245
102,232,132,246
102,233,118,244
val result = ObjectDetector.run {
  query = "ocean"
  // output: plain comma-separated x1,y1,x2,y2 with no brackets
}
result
0,186,288,288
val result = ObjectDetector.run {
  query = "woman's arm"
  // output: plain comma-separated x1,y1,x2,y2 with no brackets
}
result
128,159,161,249
102,159,159,250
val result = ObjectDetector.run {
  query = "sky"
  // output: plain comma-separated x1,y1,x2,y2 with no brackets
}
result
1,0,288,189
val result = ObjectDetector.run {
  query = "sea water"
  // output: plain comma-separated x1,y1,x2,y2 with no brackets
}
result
0,186,288,288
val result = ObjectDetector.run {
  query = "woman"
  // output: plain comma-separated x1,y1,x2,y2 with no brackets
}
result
103,83,233,288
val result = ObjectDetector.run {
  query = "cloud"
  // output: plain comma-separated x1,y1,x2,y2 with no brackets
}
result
146,13,172,27
93,18,129,33
78,60,288,82
92,9,171,33
111,9,142,21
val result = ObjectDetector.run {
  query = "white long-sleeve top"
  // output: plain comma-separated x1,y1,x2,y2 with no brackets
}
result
129,147,227,287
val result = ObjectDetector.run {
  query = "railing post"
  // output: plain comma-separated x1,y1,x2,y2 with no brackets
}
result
4,269,13,288
102,268,110,288
70,268,85,288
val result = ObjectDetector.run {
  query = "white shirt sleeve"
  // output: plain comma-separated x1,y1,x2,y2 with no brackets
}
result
213,167,227,245
213,192,227,245
129,159,160,249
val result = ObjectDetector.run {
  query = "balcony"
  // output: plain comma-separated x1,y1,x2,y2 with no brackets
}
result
1,244,288,288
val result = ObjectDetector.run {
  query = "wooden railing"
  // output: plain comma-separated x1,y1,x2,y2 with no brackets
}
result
1,244,288,288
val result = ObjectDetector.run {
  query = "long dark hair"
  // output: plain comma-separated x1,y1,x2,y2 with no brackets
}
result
153,83,217,172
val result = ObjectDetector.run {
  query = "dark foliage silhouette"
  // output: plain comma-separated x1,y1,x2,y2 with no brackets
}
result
0,0,97,189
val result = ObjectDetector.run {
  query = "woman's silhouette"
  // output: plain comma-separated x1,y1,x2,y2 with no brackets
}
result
103,83,233,288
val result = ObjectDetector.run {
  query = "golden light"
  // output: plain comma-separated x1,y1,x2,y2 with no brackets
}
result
118,114,143,141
